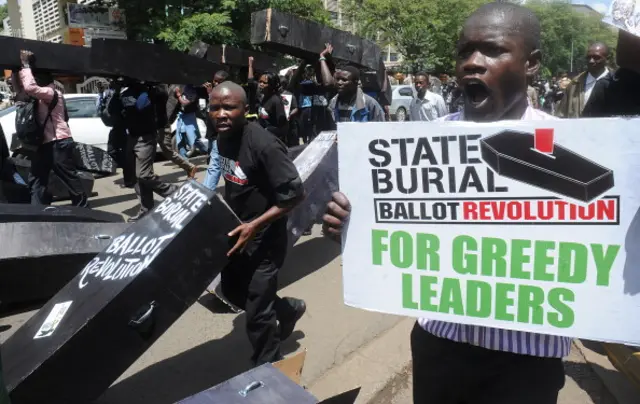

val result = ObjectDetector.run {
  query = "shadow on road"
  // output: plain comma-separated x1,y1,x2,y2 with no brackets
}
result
198,235,341,315
280,235,341,289
96,315,303,404
564,360,618,404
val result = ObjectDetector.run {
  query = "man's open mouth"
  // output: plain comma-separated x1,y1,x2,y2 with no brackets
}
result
463,81,491,106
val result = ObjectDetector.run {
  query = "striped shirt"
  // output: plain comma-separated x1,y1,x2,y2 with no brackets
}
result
418,105,573,358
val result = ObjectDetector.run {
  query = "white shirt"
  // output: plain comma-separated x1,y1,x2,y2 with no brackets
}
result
417,106,572,359
410,91,448,121
584,68,609,104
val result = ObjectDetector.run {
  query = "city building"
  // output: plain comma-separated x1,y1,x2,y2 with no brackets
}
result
4,0,100,43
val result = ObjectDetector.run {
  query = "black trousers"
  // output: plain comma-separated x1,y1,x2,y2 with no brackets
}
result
108,126,135,187
411,323,565,404
28,138,88,207
221,243,296,366
126,133,176,214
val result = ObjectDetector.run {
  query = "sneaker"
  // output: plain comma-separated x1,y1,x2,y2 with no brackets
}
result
127,212,147,223
278,298,306,341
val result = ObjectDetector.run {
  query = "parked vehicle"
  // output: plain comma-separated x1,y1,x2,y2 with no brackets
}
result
389,85,415,122
0,93,208,158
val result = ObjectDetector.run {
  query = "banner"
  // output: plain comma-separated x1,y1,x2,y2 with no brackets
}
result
339,119,640,345
67,3,126,30
602,0,640,37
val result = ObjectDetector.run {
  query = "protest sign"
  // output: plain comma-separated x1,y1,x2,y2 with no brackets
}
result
339,118,640,345
602,0,640,37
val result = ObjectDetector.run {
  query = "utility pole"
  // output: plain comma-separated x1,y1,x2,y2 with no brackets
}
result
570,40,574,73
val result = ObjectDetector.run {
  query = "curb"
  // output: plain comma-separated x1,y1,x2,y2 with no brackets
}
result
308,317,414,403
574,340,639,404
602,343,640,391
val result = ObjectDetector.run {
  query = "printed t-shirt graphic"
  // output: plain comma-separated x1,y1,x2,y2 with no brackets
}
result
220,156,248,185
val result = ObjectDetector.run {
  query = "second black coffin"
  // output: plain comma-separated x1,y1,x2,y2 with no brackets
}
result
480,130,614,202
1,181,241,404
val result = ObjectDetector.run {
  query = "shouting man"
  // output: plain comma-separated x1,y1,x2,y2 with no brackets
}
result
556,42,610,118
210,82,307,366
323,3,568,403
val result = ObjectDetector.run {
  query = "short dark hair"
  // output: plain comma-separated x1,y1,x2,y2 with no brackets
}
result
414,72,429,79
214,70,230,82
465,2,541,53
589,42,610,56
340,66,361,83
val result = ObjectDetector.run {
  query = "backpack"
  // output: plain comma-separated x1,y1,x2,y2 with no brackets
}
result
98,91,121,127
15,91,59,146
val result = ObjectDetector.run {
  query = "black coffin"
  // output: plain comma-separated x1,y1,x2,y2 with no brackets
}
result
0,204,123,223
10,156,95,201
251,9,381,70
90,39,223,85
73,142,118,176
0,222,128,306
190,42,279,72
1,181,241,404
287,131,338,246
0,36,106,75
480,130,615,202
176,363,318,404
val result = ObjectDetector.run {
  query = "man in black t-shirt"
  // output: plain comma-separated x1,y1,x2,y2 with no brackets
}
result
210,81,307,365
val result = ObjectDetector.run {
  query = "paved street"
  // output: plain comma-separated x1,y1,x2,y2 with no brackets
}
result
0,157,637,403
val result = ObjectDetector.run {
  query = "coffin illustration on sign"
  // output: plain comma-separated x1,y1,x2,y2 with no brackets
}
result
480,130,615,203
73,142,118,176
1,181,241,404
0,203,123,223
0,222,128,306
251,9,381,70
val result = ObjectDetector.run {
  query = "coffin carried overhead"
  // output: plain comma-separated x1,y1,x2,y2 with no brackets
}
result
0,36,107,75
251,9,381,70
190,41,280,72
1,181,241,404
0,222,128,306
90,39,224,85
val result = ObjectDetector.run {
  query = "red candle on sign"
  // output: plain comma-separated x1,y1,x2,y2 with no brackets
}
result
534,128,554,154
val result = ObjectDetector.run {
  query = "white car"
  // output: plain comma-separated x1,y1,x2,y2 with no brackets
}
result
0,93,208,156
389,85,416,122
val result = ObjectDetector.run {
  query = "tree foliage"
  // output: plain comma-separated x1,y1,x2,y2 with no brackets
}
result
94,0,331,51
342,0,618,76
0,5,8,24
525,0,618,77
342,0,487,73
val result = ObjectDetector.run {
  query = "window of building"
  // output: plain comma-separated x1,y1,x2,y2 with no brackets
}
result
389,53,399,62
329,11,338,23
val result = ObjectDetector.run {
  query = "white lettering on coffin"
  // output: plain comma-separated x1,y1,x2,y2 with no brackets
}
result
154,182,210,230
78,233,175,289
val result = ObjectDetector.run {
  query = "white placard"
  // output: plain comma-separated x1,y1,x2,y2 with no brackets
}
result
339,119,640,345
